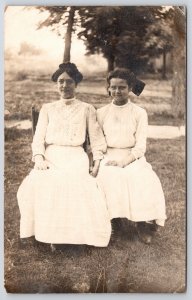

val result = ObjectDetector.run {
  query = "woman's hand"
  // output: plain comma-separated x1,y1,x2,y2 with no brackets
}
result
105,160,126,168
105,160,119,167
105,154,135,168
34,155,49,170
90,160,101,177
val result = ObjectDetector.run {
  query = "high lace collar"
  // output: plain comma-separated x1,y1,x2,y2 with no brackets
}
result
59,97,77,106
112,99,131,108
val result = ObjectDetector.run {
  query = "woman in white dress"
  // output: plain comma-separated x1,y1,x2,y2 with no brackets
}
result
17,62,111,248
97,68,166,244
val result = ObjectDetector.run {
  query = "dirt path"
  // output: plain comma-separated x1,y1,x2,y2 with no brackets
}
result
5,119,185,139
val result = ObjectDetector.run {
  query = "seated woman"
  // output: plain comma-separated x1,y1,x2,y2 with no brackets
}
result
17,62,111,248
97,68,166,244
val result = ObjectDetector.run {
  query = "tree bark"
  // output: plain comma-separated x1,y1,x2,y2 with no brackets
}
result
107,55,115,72
171,7,186,118
63,7,75,63
162,48,167,80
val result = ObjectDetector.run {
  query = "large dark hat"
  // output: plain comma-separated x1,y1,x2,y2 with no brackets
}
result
52,62,83,84
107,68,145,96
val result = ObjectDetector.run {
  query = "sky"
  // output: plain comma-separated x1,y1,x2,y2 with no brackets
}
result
5,7,65,57
4,6,107,71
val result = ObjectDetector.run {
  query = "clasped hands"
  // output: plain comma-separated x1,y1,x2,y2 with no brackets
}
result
105,154,135,168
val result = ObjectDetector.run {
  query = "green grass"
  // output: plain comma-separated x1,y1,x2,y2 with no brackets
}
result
4,126,186,293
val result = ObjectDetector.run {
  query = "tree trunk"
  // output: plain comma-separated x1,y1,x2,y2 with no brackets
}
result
162,48,167,80
171,7,186,118
63,7,75,63
107,55,115,72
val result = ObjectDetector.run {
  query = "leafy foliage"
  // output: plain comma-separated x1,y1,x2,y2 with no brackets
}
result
78,7,174,73
35,6,174,73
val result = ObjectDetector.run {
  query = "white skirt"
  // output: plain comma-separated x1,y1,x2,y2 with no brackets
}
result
17,145,111,246
97,148,166,226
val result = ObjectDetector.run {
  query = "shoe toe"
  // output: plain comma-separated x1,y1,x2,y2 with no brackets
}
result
142,235,152,244
138,231,152,244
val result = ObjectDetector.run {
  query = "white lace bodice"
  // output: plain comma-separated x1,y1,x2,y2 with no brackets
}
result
32,99,107,161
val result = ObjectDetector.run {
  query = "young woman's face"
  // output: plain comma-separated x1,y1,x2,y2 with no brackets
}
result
57,72,76,99
109,78,131,105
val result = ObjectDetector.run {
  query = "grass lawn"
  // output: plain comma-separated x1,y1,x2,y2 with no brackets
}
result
4,69,186,293
4,70,184,126
4,127,186,293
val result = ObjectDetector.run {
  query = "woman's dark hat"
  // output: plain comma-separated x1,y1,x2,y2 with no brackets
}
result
52,62,83,84
107,68,145,96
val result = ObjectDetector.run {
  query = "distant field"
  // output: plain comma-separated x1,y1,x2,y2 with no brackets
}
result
4,59,183,126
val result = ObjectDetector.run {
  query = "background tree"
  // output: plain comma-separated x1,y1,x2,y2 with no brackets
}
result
114,7,166,73
36,6,185,118
36,6,78,62
37,6,122,71
78,6,122,72
36,6,174,75
78,6,173,74
170,7,186,118
144,15,174,79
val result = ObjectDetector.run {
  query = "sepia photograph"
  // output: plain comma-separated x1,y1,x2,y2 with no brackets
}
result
4,5,186,293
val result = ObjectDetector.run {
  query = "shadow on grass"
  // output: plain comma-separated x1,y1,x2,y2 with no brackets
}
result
5,127,31,142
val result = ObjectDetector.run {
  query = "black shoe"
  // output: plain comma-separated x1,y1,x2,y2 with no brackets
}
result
50,244,86,255
137,222,153,244
137,230,152,244
50,244,66,252
150,221,160,232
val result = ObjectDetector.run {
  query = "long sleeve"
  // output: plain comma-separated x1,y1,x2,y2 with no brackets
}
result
31,104,48,161
86,105,107,161
97,108,104,128
131,109,148,159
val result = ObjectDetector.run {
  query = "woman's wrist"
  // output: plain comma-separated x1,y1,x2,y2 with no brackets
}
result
93,159,101,166
124,154,136,166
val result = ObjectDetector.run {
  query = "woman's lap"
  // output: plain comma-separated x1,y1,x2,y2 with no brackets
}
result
98,155,166,224
17,145,111,245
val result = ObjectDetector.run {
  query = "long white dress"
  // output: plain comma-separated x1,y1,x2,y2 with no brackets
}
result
17,98,111,246
97,100,166,226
